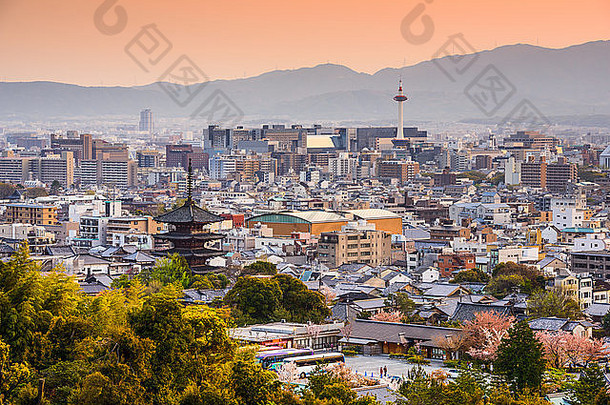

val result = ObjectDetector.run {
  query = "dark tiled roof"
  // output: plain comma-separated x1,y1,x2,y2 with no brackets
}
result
155,201,223,224
585,303,610,318
45,245,76,256
0,244,15,254
527,317,594,332
346,319,461,346
450,302,512,322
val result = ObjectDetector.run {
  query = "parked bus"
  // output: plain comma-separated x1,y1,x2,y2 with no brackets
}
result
277,352,345,379
257,346,283,353
256,348,314,369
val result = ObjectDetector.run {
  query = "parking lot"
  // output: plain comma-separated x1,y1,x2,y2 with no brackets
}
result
344,355,447,379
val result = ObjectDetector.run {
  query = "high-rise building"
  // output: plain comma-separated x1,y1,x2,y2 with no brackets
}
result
377,160,420,184
29,151,75,188
520,157,547,189
165,144,208,170
50,133,92,163
0,158,31,183
475,155,492,170
139,109,153,133
547,157,578,194
79,160,137,188
136,150,161,168
504,131,559,149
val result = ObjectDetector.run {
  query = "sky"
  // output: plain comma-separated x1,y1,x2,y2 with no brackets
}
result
0,0,608,86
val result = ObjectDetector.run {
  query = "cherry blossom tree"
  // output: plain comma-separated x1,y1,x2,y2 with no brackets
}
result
371,310,402,323
463,312,515,361
536,331,609,368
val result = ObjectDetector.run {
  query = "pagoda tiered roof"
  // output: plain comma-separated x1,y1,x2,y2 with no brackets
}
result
155,200,223,225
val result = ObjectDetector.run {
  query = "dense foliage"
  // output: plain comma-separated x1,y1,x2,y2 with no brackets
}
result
224,274,330,325
0,244,359,405
450,269,490,284
398,365,550,405
487,262,546,298
112,254,229,291
242,261,278,275
527,288,583,320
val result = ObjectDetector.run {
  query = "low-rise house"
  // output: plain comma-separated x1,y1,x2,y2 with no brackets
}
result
409,282,470,301
450,302,513,323
528,317,594,338
593,280,610,304
585,303,610,323
229,321,344,350
436,252,475,278
537,256,568,277
351,298,388,316
411,266,439,283
553,272,593,310
339,319,462,358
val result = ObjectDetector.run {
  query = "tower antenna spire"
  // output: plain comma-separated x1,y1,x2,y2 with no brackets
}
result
187,158,193,203
393,78,408,140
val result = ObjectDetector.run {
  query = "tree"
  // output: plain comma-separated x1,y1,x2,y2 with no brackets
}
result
0,183,16,199
601,311,610,334
0,244,355,405
385,292,416,319
487,262,545,297
568,363,607,405
307,368,380,405
50,180,62,195
457,171,488,184
242,261,277,275
494,321,546,393
463,312,514,362
536,331,607,369
25,187,48,198
450,269,490,284
272,274,330,324
138,254,192,289
371,311,402,323
223,277,282,325
527,289,583,320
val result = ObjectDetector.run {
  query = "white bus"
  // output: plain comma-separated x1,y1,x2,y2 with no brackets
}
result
276,352,345,379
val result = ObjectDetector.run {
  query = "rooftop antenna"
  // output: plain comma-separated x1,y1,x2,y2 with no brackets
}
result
186,158,193,204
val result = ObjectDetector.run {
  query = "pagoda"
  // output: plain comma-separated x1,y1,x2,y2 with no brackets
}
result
153,160,225,273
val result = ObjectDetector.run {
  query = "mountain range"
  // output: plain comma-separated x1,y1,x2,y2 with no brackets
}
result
1,40,609,125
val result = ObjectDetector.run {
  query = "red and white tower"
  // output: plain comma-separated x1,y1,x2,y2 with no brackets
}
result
393,80,408,140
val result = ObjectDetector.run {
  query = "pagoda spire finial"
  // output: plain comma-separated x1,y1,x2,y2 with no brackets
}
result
187,158,193,203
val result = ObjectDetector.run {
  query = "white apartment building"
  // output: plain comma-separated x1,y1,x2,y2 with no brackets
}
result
552,195,587,230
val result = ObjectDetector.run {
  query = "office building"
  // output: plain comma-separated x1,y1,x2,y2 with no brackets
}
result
377,160,420,184
139,109,154,133
317,224,392,268
5,203,58,226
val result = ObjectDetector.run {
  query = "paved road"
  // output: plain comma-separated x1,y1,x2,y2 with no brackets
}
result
344,355,447,379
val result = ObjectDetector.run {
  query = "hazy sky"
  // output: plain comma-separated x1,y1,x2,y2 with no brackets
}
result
0,0,608,86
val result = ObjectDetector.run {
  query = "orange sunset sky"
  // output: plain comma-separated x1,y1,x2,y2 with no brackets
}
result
0,0,608,86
